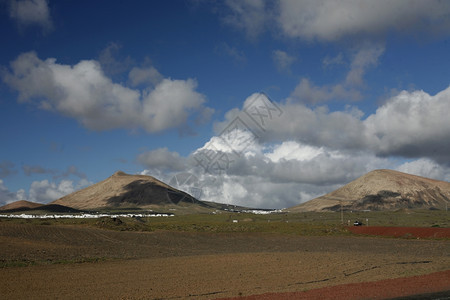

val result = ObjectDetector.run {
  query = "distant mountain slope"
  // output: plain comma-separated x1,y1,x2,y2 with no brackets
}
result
0,200,43,211
51,171,211,211
289,169,450,212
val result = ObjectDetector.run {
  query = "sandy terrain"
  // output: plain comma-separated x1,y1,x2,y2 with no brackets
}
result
0,222,449,299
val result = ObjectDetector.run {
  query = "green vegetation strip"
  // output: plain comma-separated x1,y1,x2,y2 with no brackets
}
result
1,210,448,235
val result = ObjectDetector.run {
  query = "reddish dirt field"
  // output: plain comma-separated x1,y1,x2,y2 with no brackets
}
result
348,226,450,239
221,270,450,299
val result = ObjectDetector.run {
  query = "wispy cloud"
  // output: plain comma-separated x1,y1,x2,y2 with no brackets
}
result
289,42,384,104
278,0,450,41
98,43,134,76
138,148,187,172
0,161,16,178
322,53,344,68
222,0,269,40
23,165,53,176
0,179,22,205
215,42,247,63
220,0,450,42
272,50,297,73
9,0,53,33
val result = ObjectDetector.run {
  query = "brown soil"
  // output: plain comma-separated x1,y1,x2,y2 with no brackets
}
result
348,226,450,238
0,222,449,299
221,270,450,299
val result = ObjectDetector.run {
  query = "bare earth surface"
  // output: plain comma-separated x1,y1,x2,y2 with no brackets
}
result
221,270,450,300
348,226,450,239
0,222,449,299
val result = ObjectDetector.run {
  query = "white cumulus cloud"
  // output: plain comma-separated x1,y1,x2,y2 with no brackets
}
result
2,52,212,133
136,128,450,209
365,87,450,162
397,158,450,182
27,180,73,203
134,86,450,208
26,178,91,204
138,125,395,208
250,86,450,163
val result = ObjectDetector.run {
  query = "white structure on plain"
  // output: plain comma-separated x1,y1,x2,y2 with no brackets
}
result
0,213,173,219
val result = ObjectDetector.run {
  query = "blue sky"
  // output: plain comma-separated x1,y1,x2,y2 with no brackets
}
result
1,0,450,209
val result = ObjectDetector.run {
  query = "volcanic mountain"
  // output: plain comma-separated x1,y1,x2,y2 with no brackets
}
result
0,200,43,212
289,169,450,212
50,171,243,214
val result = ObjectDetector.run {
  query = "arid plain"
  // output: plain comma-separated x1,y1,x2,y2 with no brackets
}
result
1,213,449,299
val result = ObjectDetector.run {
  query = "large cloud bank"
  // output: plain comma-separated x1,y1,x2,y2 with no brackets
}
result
263,88,450,163
137,90,450,209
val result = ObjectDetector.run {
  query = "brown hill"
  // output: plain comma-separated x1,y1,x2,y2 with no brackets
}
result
51,171,211,211
0,203,83,214
0,200,43,211
289,169,450,212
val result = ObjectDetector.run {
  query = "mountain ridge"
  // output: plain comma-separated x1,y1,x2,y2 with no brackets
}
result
288,169,450,212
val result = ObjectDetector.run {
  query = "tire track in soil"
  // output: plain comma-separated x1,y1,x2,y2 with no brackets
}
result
342,260,432,277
